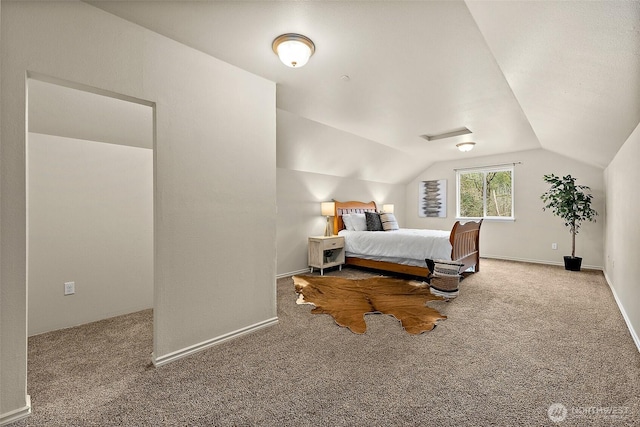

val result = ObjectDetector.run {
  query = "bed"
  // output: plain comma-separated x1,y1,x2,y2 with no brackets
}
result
332,200,482,277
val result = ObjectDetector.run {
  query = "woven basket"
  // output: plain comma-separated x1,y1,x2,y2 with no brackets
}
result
434,264,462,276
429,260,463,299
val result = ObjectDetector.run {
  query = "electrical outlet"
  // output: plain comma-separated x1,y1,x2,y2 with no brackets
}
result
64,281,75,295
551,243,558,250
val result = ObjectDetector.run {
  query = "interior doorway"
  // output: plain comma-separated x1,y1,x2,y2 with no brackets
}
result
26,76,154,337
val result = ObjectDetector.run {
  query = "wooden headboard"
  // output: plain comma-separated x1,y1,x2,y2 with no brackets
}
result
332,200,378,235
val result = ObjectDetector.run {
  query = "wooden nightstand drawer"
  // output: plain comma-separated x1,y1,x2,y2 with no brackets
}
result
322,238,344,250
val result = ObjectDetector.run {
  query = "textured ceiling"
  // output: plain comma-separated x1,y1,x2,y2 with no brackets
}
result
86,0,639,183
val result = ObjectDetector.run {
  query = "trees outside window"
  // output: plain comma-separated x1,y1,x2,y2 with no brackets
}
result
457,166,513,219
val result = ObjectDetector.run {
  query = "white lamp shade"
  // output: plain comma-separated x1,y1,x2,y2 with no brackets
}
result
382,204,395,213
321,202,335,217
272,34,315,68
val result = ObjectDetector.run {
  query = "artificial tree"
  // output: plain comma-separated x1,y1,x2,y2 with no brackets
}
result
541,174,598,271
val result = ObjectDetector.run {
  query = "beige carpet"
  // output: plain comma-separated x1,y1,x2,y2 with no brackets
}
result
13,259,640,426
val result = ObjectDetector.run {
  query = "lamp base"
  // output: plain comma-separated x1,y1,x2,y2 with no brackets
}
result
324,216,332,236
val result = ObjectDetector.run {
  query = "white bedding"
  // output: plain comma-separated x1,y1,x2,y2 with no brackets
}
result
338,228,453,265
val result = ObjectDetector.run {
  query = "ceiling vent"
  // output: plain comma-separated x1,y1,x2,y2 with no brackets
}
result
420,127,472,141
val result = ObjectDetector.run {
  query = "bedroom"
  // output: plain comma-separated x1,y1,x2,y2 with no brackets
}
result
1,1,639,425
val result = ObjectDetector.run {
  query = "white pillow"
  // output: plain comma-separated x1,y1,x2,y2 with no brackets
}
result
380,213,399,231
350,213,368,231
342,214,354,231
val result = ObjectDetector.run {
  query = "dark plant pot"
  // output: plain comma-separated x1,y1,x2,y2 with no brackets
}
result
563,256,582,271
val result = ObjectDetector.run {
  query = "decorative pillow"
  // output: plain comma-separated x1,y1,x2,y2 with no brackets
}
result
365,212,383,231
341,214,354,231
379,212,399,231
350,213,368,231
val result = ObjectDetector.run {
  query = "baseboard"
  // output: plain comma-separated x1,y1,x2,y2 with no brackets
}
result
276,268,310,279
603,271,640,353
482,255,603,271
30,305,154,337
151,317,279,367
281,259,604,276
0,395,31,426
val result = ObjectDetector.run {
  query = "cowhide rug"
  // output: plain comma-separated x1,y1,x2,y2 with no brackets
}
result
292,275,446,335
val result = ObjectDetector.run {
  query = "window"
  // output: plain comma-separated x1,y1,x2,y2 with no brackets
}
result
456,165,514,220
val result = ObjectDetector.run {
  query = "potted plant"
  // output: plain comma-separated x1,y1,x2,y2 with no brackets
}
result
541,174,597,271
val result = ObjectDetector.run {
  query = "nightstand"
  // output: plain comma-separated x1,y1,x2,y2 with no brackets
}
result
308,236,345,276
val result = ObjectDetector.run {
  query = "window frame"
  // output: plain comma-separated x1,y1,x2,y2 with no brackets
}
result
455,165,515,221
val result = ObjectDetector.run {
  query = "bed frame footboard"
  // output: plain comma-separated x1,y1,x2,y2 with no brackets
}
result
450,219,483,273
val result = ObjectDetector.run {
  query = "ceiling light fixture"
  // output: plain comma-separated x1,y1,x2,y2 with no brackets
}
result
272,33,315,68
456,142,476,152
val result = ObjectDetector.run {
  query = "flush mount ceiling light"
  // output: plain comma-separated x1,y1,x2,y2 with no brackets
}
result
272,33,315,68
456,142,476,152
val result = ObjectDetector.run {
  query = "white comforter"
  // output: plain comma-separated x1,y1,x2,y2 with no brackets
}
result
338,228,453,262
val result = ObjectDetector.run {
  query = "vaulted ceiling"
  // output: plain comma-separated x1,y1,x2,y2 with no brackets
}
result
88,0,640,184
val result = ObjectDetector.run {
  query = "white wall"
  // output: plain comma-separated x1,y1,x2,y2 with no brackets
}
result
27,133,153,336
604,122,640,350
1,1,276,421
277,168,405,276
276,109,427,185
29,78,153,150
406,148,604,269
0,2,18,424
